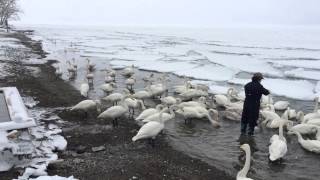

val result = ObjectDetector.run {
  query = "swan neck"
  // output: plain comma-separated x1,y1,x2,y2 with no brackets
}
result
279,121,284,139
238,147,251,178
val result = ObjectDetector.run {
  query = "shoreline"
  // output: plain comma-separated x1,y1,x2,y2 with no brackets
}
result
0,28,234,179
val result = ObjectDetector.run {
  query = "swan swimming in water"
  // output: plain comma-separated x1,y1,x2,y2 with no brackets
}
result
180,106,220,127
269,121,287,162
237,144,254,180
293,131,320,154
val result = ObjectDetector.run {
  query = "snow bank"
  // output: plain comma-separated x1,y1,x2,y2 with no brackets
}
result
0,87,37,131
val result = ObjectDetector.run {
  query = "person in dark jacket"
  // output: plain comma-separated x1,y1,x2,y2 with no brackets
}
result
241,72,269,136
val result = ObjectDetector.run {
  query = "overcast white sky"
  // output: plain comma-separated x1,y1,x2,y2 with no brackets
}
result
16,0,320,27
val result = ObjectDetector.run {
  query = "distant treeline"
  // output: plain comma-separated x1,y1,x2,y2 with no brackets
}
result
0,0,20,27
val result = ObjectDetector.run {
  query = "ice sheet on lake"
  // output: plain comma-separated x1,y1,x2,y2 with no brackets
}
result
270,60,320,70
284,68,320,80
229,78,315,100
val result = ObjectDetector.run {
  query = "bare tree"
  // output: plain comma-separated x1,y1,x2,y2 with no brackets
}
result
0,0,21,27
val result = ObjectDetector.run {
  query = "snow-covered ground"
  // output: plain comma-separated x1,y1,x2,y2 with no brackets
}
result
16,24,320,101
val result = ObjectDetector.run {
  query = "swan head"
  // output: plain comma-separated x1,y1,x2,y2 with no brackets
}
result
240,143,250,152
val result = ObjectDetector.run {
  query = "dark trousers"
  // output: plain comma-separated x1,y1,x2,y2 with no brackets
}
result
241,120,255,135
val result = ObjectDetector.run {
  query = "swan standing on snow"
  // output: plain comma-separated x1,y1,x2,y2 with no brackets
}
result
135,104,165,121
268,121,287,162
98,101,129,127
237,144,254,180
293,131,320,153
71,100,101,118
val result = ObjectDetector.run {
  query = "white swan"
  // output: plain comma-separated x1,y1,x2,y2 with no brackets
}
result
297,111,320,123
288,124,318,135
173,78,191,94
281,107,297,119
98,101,128,127
135,104,165,121
124,97,146,115
132,89,152,101
237,144,254,180
149,82,167,98
122,64,135,77
80,81,89,97
179,106,220,127
125,76,136,90
268,121,287,161
132,108,168,144
274,101,290,111
102,89,130,105
100,83,116,95
160,96,181,107
105,75,114,83
293,131,320,153
142,105,176,123
86,71,94,84
214,94,230,107
86,58,95,72
180,89,208,100
71,100,101,117
178,96,207,109
66,60,76,77
261,95,273,107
